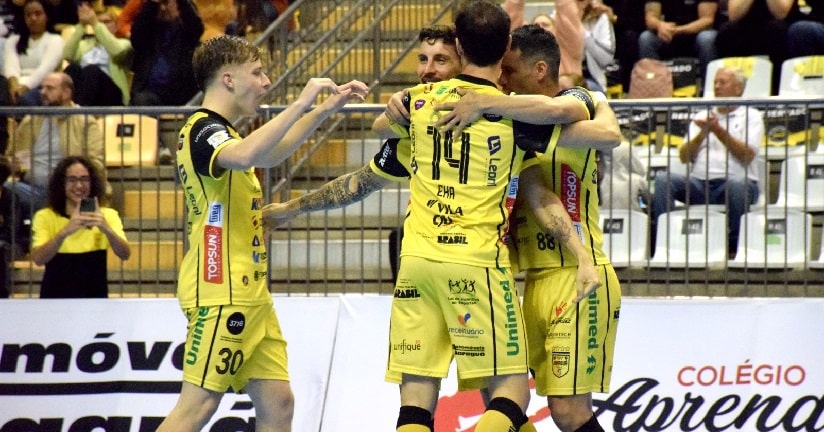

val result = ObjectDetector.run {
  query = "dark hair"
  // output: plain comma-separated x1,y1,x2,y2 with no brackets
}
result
47,156,105,218
454,0,510,67
192,35,261,90
418,24,456,47
511,24,561,84
17,0,53,54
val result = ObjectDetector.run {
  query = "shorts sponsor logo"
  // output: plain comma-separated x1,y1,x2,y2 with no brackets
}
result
502,280,520,356
552,347,570,378
393,339,421,354
453,344,485,357
226,312,245,335
185,307,210,365
587,291,600,350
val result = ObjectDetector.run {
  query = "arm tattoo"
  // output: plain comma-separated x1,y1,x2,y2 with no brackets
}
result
545,214,573,245
297,165,386,212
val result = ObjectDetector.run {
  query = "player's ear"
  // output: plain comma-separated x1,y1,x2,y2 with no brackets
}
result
534,60,548,81
222,72,234,91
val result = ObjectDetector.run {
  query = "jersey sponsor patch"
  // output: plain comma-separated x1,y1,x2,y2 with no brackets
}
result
561,164,584,242
204,202,225,283
206,130,231,149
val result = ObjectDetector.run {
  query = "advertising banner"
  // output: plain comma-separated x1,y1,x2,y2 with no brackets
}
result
2,297,822,431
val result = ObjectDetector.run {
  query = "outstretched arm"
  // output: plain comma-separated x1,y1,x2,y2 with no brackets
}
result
262,165,394,229
519,165,601,303
218,79,369,170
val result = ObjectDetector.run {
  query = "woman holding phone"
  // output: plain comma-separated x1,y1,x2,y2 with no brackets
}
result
30,156,130,298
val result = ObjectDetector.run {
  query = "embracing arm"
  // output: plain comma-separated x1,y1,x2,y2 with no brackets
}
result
262,164,394,227
554,100,622,150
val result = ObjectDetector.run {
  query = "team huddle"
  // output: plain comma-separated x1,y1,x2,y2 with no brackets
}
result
167,1,623,432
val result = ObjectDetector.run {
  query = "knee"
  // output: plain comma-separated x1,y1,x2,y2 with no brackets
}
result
547,395,593,432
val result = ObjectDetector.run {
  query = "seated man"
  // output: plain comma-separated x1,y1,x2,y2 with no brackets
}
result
650,66,763,259
639,0,718,78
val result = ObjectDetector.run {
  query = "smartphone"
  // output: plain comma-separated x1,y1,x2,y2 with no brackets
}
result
80,197,96,213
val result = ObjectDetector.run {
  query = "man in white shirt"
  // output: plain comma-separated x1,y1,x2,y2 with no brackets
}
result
650,66,764,258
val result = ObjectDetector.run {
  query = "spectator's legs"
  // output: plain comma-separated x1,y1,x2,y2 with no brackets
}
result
16,87,42,107
0,75,10,154
695,29,718,82
709,178,758,256
638,30,663,60
788,21,824,58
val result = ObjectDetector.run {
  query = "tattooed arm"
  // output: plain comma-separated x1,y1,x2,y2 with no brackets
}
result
519,165,602,303
262,164,395,229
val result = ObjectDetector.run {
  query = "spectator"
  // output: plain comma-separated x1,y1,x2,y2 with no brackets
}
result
532,12,555,33
129,0,203,106
715,0,796,94
5,72,104,243
559,71,586,90
639,0,718,78
578,0,617,91
603,0,647,91
787,0,824,57
115,0,141,38
651,67,763,258
30,156,130,298
63,2,133,106
0,155,24,298
3,0,65,107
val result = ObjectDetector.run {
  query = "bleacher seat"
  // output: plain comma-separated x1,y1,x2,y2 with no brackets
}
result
600,209,649,267
704,56,772,98
101,114,159,167
778,56,824,97
729,208,812,269
773,153,824,212
762,104,815,161
644,148,688,183
649,208,728,268
809,228,824,269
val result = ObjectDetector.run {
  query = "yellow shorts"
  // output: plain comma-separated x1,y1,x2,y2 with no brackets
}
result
182,303,289,392
386,256,529,384
522,265,621,396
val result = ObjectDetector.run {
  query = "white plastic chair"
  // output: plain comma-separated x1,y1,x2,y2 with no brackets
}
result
704,57,772,98
809,228,824,269
778,56,824,97
649,208,728,268
773,153,824,212
600,209,649,268
729,208,812,269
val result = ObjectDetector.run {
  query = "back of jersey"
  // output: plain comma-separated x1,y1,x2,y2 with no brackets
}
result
400,76,523,269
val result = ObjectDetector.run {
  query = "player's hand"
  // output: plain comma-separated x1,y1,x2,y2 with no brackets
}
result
261,202,297,232
295,77,340,107
572,259,601,303
321,80,370,110
434,88,482,136
384,89,410,126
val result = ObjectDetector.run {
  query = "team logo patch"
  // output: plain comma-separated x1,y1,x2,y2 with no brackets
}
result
226,312,245,335
552,350,570,378
206,130,231,149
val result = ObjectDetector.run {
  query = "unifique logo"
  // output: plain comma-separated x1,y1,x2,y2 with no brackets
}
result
226,312,245,335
